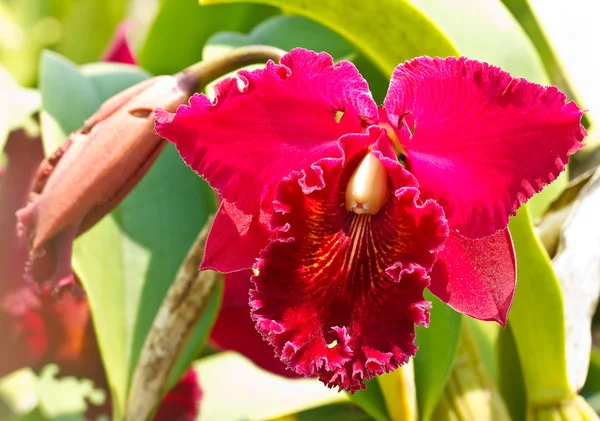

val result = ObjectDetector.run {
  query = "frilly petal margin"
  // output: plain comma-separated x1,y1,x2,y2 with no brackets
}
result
384,56,586,238
428,229,516,325
155,48,377,219
250,130,448,391
209,270,301,378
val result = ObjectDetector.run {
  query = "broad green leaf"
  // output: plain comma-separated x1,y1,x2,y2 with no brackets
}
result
38,52,218,418
200,0,459,75
497,326,527,421
204,15,389,102
526,0,600,127
508,206,572,403
0,65,40,153
350,379,389,421
138,1,277,75
408,0,565,218
414,293,462,421
194,352,348,421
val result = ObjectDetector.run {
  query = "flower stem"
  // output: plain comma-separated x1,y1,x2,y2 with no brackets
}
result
124,216,221,421
176,45,287,93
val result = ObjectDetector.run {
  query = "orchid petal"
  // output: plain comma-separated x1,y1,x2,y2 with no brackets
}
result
428,228,516,325
155,48,377,218
201,201,272,273
251,133,447,391
384,56,586,238
209,270,301,378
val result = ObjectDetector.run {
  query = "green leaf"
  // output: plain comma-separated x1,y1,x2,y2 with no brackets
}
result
205,15,354,60
194,352,348,421
465,317,500,381
507,206,572,404
200,0,459,75
138,1,277,75
497,326,527,421
350,379,389,421
414,293,462,421
38,51,218,418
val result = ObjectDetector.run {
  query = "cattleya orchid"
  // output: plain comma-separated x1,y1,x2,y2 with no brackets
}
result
156,48,585,391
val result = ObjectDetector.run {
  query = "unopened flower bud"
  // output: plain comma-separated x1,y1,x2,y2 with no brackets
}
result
16,73,195,288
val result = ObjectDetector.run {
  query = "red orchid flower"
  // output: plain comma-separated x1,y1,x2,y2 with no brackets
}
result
157,48,585,392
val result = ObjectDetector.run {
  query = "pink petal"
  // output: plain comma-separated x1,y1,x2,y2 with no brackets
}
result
201,201,272,273
384,56,586,238
428,228,516,325
155,48,377,219
251,131,447,391
102,20,137,65
209,270,301,378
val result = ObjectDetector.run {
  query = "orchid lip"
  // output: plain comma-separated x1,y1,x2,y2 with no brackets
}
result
345,152,389,215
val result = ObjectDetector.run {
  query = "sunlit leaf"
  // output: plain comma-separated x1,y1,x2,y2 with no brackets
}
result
138,1,277,75
508,206,572,403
